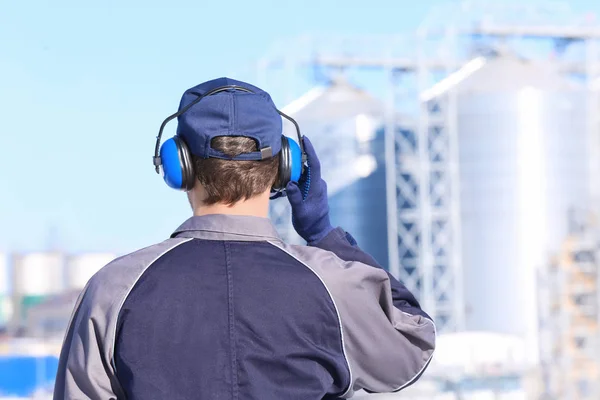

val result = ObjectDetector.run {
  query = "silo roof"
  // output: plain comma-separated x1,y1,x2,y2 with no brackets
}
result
459,55,569,92
281,79,385,196
422,54,577,101
282,77,383,120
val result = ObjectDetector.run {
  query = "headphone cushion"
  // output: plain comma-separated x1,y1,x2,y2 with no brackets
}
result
160,137,185,189
287,137,302,184
274,136,302,191
160,137,195,190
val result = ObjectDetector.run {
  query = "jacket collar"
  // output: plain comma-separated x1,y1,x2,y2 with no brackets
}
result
171,214,282,242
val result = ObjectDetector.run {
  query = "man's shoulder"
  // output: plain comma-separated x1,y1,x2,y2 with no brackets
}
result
273,240,389,289
84,237,194,305
272,241,351,274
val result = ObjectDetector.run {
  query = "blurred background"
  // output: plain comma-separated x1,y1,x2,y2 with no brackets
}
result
1,0,600,398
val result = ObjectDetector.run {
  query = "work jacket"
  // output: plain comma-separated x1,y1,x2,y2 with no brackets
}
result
53,214,436,399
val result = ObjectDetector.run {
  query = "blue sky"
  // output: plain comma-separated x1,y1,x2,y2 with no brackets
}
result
1,0,599,253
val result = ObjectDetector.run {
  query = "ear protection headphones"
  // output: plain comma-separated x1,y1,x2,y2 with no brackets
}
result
152,85,306,197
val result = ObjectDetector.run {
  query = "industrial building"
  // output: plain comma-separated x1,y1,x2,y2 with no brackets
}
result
436,52,590,364
0,252,115,336
262,1,600,398
0,252,115,399
270,52,592,353
10,252,65,335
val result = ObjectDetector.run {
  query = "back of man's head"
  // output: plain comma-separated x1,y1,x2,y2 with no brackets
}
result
175,77,283,208
193,137,279,205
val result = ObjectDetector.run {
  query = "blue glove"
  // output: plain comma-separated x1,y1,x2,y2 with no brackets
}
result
286,136,334,244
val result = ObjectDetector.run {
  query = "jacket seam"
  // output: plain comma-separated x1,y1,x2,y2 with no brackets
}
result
224,241,239,399
390,313,436,392
267,241,353,398
111,238,194,374
172,230,281,241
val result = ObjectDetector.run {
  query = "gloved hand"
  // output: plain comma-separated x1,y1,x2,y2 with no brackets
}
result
286,136,334,244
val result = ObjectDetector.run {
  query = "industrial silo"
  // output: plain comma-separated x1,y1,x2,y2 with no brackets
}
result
65,253,115,291
327,126,388,266
11,253,65,332
427,53,590,363
275,78,389,266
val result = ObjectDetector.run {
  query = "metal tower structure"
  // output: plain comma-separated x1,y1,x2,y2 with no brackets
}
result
256,0,600,333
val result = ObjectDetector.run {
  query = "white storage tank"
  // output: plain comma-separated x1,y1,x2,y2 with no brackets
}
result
65,253,115,290
12,252,65,327
425,53,590,364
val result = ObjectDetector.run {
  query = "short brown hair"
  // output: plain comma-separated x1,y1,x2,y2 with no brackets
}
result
193,136,279,205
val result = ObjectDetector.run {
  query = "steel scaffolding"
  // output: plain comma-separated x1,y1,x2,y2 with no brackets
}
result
257,0,600,333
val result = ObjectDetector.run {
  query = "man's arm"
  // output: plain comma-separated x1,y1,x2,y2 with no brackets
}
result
53,238,193,399
277,241,435,397
285,136,436,396
53,284,121,399
311,226,432,320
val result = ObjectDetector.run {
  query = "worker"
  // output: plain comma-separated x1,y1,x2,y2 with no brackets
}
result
53,77,436,400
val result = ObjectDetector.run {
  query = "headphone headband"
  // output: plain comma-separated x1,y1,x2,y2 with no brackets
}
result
153,85,305,173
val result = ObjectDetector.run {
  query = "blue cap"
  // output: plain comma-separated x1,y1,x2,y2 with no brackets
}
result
176,77,282,160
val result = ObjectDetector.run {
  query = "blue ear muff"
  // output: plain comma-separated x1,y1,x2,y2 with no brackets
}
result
160,136,195,191
160,138,183,189
287,137,302,184
272,135,304,192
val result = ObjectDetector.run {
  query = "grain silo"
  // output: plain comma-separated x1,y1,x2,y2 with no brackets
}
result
274,78,389,266
327,126,388,266
65,253,115,291
11,252,65,332
425,53,590,363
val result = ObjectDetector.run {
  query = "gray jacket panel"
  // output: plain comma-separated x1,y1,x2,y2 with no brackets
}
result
270,241,436,397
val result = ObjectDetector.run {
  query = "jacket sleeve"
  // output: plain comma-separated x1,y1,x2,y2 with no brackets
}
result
313,227,432,320
306,227,436,396
53,284,121,400
53,238,190,399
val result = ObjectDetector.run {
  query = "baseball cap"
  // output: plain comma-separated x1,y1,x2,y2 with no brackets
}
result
176,77,282,161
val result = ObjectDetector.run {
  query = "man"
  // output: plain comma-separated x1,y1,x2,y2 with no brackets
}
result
53,77,435,400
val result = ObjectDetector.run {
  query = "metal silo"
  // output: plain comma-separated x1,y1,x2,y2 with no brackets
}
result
274,78,388,266
327,126,388,266
11,252,65,332
428,54,590,363
65,253,115,291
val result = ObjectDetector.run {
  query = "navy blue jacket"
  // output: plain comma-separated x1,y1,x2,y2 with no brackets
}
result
54,215,435,399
